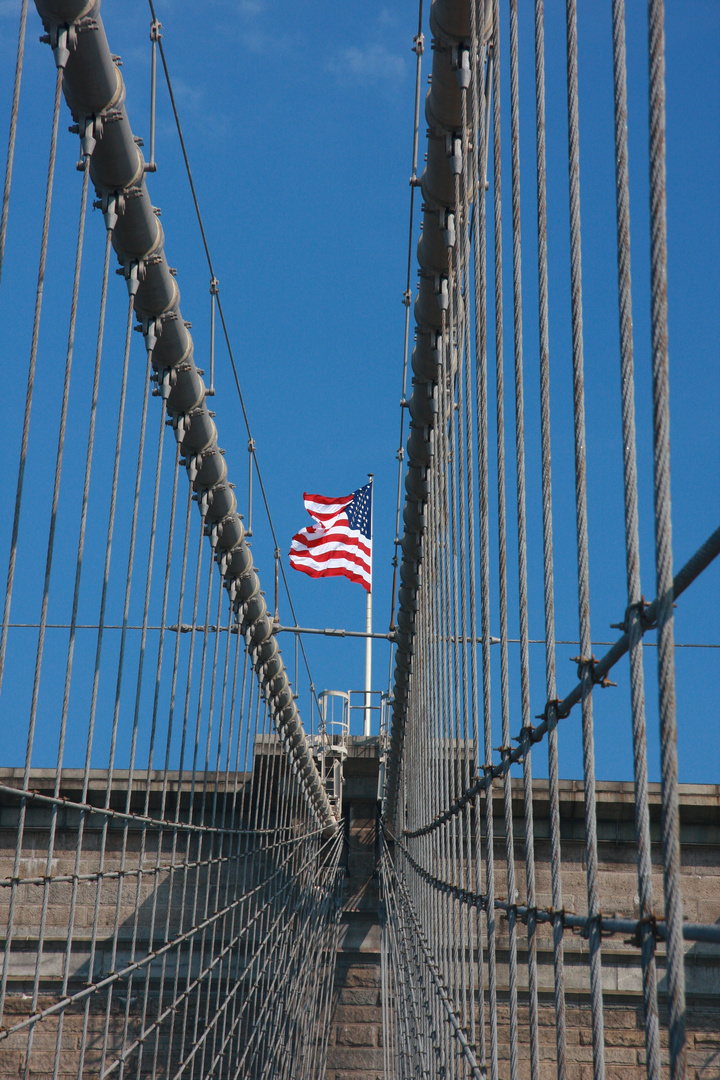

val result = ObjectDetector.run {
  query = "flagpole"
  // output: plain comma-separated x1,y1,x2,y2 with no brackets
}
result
364,475,373,736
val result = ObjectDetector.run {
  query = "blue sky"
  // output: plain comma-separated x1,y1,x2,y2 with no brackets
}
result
0,1,717,783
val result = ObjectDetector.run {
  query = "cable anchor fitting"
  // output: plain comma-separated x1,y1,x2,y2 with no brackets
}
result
95,191,123,232
40,23,76,70
117,259,140,298
451,44,471,89
445,132,463,176
438,208,456,249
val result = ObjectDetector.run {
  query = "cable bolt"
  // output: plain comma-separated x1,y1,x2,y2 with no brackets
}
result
569,653,617,689
150,18,162,42
412,32,424,56
626,912,659,948
535,697,562,726
610,596,655,634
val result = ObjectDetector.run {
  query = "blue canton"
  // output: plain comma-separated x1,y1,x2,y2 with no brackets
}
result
345,483,372,540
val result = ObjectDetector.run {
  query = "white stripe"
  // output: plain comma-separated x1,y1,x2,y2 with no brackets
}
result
290,531,371,559
290,553,372,584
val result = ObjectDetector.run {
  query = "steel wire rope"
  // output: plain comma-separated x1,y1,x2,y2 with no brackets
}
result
454,96,478,1054
61,280,137,1078
647,2,686,1076
436,311,459,1064
1,136,89,1049
193,601,238,1080
612,0,659,1077
507,1,541,1075
98,350,154,1076
175,548,221,1068
389,0,424,642
131,442,182,1080
468,3,490,1060
49,825,340,1076
207,648,254,1080
473,19,500,1080
388,821,720,943
533,3,568,1072
113,400,169,1079
447,205,469,1033
0,828,338,1050
195,617,235,1078
28,218,114,1080
385,840,485,1080
490,4,520,1077
0,62,63,704
0,0,28,288
564,1,606,1074
400,525,720,843
161,519,207,1075
145,0,320,714
5,621,717,648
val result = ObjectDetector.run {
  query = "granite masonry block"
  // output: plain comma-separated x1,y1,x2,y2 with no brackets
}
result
333,1005,383,1025
326,1048,384,1071
335,1025,378,1047
336,965,381,987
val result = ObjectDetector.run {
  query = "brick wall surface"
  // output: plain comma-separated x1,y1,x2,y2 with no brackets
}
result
1,762,718,1078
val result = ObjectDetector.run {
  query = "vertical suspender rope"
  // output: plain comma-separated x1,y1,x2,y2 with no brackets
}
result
470,0,489,1062
611,1,662,1076
490,3,520,1079
474,11,500,1078
508,0,541,1076
564,2,606,1077
533,2,568,1075
647,2,686,1077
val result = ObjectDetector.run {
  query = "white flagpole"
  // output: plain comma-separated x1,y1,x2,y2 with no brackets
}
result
364,475,373,736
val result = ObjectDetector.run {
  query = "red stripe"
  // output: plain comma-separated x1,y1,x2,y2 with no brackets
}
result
290,529,371,561
290,549,371,578
290,539,371,572
303,492,353,507
289,558,371,593
290,526,371,558
303,493,353,526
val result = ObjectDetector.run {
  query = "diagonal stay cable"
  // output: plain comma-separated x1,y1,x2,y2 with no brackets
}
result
146,0,319,710
0,0,28,289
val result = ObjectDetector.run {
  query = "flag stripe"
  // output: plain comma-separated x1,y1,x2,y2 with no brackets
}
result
289,563,371,589
289,553,371,587
303,492,353,524
290,544,370,577
290,527,371,558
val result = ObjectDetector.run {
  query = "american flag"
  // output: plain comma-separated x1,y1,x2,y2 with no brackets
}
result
289,483,372,592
